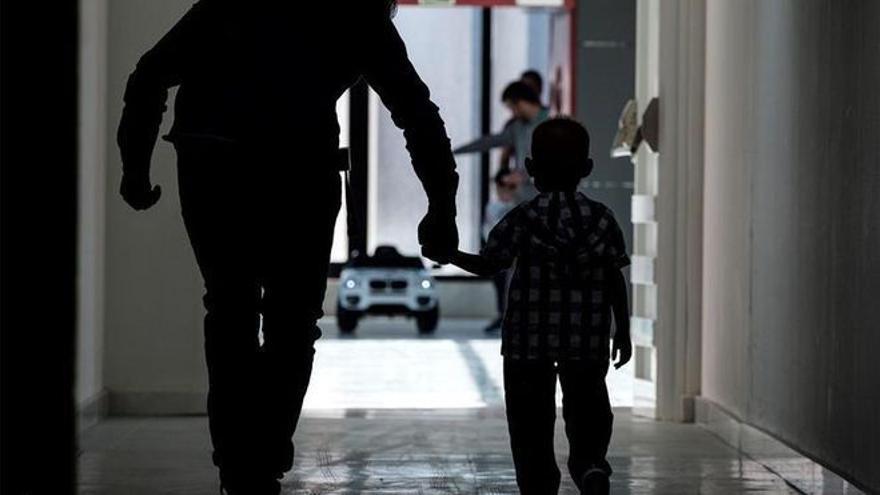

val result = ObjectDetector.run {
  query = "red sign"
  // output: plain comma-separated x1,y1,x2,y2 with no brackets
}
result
396,0,574,9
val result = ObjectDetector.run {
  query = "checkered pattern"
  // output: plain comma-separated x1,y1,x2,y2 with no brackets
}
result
482,192,629,360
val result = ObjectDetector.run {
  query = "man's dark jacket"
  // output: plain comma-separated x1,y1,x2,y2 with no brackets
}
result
118,0,458,216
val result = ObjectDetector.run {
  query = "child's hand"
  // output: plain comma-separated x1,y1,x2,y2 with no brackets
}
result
612,332,632,370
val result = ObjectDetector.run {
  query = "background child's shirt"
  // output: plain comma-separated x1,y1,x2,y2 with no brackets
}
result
483,191,630,361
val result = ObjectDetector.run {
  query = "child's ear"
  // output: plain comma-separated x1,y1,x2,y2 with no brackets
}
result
582,158,594,178
525,157,536,177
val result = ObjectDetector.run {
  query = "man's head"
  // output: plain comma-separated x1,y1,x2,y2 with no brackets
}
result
526,118,593,192
520,70,544,98
502,81,543,122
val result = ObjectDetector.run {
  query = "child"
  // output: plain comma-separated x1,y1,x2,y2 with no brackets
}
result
483,168,521,333
451,118,632,495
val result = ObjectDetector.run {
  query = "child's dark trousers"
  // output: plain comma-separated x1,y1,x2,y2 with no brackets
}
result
504,358,613,494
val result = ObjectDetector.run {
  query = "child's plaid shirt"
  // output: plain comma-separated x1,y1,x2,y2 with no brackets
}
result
483,191,630,361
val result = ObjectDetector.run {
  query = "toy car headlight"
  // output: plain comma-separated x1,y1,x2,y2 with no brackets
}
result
344,278,359,289
420,279,433,290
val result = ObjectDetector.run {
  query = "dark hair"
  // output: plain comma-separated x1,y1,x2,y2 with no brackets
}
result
502,81,541,105
530,118,592,183
521,70,544,95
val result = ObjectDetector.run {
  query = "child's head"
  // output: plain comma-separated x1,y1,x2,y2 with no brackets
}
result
494,168,518,202
526,118,593,192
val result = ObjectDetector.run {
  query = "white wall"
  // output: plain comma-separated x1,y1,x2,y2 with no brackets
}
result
702,1,880,491
77,0,108,413
653,0,705,422
103,0,206,414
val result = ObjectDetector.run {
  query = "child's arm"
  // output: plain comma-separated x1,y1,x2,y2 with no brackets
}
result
450,250,505,278
610,267,633,369
463,206,518,277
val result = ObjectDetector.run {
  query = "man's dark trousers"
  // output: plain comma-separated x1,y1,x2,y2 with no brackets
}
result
504,358,613,494
175,141,342,488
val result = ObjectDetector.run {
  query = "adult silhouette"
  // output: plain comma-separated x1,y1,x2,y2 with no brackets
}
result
117,1,459,493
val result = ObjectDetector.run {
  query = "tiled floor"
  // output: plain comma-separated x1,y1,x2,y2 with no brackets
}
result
79,411,801,494
77,319,841,494
303,318,636,411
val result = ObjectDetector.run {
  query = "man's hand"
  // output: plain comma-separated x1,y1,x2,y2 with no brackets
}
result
419,206,458,264
120,174,162,211
612,331,633,370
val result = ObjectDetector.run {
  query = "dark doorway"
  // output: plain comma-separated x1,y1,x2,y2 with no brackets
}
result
1,2,80,493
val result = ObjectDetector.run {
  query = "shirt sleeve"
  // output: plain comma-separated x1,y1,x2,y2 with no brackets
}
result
117,1,208,179
481,209,521,270
360,7,459,216
597,209,631,269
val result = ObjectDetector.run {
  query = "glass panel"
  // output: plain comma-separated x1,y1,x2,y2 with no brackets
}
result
489,9,552,177
492,8,552,127
330,92,350,264
369,7,482,266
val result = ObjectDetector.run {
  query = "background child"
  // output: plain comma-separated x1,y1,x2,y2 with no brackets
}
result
482,168,521,333
451,118,632,495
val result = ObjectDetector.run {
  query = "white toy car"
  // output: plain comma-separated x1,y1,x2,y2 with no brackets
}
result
337,245,439,334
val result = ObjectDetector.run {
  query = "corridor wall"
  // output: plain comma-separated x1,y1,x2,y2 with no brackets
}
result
78,0,109,423
702,1,880,490
103,0,207,414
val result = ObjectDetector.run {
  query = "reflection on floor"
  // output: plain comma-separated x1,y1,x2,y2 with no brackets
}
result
305,318,634,411
80,410,814,494
78,318,854,494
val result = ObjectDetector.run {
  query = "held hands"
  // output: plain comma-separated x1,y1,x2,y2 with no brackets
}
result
120,174,162,211
612,331,633,370
418,206,459,264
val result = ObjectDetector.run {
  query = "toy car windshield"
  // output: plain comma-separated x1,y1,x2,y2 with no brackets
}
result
347,246,425,270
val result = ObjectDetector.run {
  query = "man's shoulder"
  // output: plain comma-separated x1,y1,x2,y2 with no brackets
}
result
339,0,394,20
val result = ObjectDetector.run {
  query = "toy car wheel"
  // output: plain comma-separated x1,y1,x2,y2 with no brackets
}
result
337,305,359,334
416,306,439,334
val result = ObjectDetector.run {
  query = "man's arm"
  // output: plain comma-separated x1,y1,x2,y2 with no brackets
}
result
361,8,460,261
117,1,206,209
452,132,511,155
610,268,632,369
